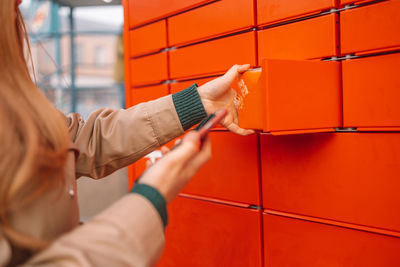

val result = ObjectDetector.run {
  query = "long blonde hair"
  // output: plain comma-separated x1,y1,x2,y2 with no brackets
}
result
0,1,70,252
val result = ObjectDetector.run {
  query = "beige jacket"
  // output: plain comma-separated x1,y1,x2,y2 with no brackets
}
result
1,95,184,266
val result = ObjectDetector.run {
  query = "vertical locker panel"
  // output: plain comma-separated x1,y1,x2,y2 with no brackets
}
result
257,0,335,25
341,0,400,54
343,53,400,129
129,84,169,106
182,131,260,205
130,52,168,86
128,0,213,27
168,0,254,46
170,31,256,79
260,132,400,232
157,197,263,267
129,20,167,57
263,213,400,267
258,14,337,61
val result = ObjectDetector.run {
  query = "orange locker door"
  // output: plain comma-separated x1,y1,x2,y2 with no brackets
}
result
343,53,400,130
157,197,262,267
263,213,400,267
130,52,168,86
257,0,335,25
341,0,400,55
129,20,167,57
127,0,213,27
169,31,256,79
170,77,214,94
260,132,400,232
129,84,169,106
236,59,341,134
182,131,260,205
168,0,254,46
258,14,337,61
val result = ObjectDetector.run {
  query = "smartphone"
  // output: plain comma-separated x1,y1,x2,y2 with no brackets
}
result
195,109,228,141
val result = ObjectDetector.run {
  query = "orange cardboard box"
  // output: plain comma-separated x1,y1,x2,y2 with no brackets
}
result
257,0,335,25
258,14,338,61
343,53,400,130
157,196,262,267
169,31,256,79
263,213,400,266
130,52,168,86
182,131,260,205
129,20,167,57
341,0,400,55
235,59,341,134
126,0,212,27
129,84,169,107
261,132,400,232
168,0,254,46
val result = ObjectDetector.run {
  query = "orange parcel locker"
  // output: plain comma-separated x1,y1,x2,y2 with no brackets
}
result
236,59,341,134
257,0,335,25
168,0,254,46
130,52,168,86
157,197,262,267
182,131,260,205
263,213,400,267
341,0,400,55
169,31,256,79
129,20,167,57
258,13,337,61
260,132,400,232
170,77,214,94
127,0,212,27
129,84,169,106
343,53,400,130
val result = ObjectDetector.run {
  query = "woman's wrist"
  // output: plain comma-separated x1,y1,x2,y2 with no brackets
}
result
172,83,207,130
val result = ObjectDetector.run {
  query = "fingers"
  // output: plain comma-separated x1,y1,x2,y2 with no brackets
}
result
237,64,251,73
223,64,251,83
160,146,170,155
187,135,212,171
166,131,201,164
225,123,255,136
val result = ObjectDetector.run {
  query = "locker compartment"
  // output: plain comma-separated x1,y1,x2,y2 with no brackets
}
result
168,0,254,46
169,31,256,79
341,0,400,55
127,0,213,27
235,59,341,134
129,20,167,57
170,77,214,94
260,132,400,232
129,84,169,106
257,0,335,25
130,52,168,86
263,213,400,267
182,131,260,205
258,14,337,61
343,53,400,130
157,197,262,267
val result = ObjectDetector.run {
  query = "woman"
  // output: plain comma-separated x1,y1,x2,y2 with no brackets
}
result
0,0,253,266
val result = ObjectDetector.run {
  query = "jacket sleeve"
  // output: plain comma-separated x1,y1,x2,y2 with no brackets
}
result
68,95,184,179
24,194,165,267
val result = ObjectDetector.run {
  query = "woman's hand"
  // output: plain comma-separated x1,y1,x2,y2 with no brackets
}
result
197,64,255,136
138,131,211,203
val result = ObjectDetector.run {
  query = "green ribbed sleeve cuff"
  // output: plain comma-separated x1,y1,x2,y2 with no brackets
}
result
131,183,168,228
172,83,207,130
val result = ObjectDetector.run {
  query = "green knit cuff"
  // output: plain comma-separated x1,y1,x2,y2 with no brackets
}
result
172,83,207,130
131,183,168,228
